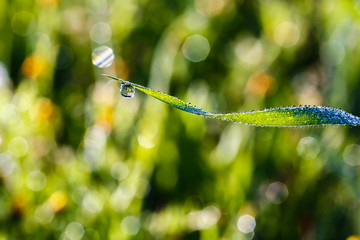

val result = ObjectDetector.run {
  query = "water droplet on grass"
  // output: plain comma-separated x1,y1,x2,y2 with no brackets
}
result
120,84,135,99
92,46,114,68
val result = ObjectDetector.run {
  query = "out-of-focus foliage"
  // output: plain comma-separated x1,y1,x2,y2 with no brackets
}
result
0,0,360,239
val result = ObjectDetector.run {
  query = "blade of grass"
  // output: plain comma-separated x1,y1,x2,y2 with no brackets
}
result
103,74,360,127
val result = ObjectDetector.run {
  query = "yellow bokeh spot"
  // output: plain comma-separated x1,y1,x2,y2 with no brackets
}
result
48,191,67,212
21,54,46,78
347,236,360,240
37,0,58,8
96,107,114,132
195,0,228,16
32,98,55,122
273,21,300,48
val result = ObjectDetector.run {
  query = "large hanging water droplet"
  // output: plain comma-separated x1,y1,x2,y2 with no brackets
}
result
120,84,135,99
92,46,114,68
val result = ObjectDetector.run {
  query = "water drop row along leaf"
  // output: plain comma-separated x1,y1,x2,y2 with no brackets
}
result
103,74,360,127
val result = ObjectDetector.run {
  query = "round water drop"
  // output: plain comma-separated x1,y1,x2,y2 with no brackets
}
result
92,46,114,68
120,84,135,99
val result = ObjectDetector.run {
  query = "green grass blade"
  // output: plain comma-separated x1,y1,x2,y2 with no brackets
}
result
103,74,360,127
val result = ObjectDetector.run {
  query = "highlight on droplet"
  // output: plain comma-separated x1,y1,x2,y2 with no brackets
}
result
92,46,114,68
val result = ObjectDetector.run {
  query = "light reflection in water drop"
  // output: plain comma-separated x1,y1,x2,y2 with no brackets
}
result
92,46,114,68
120,84,135,99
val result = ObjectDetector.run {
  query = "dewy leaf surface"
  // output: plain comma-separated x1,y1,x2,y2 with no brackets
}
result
103,74,360,127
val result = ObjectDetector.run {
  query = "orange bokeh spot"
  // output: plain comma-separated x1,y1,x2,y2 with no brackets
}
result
48,191,67,212
246,72,275,97
21,54,46,79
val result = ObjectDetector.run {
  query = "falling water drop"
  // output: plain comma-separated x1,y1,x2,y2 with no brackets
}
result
120,84,135,99
92,46,114,68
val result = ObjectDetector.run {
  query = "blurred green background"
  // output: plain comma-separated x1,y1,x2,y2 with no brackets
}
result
1,0,360,239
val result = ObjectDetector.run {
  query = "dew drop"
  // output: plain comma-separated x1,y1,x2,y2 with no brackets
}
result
120,84,135,99
92,46,114,68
